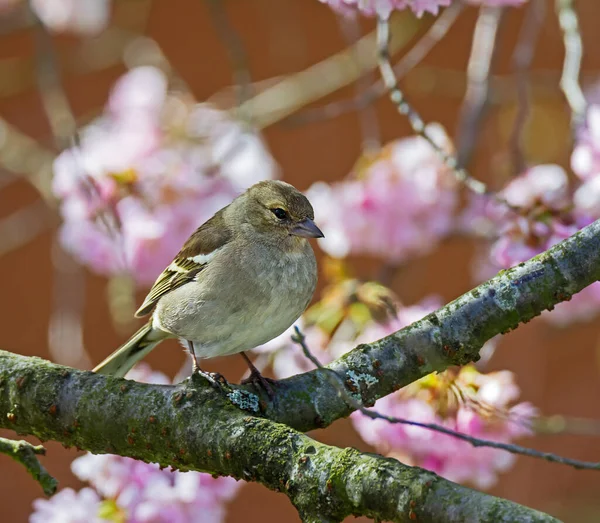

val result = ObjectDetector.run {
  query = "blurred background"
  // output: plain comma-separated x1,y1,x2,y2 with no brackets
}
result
2,0,600,521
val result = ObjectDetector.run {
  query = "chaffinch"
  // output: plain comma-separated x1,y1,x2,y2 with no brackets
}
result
93,180,323,394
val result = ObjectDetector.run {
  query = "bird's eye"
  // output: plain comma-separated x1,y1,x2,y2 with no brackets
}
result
271,208,288,220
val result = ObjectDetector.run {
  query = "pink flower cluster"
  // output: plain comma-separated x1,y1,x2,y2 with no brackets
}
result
306,124,457,264
462,158,600,326
0,0,111,34
351,367,536,489
30,364,242,523
318,0,451,18
53,66,276,285
318,0,528,19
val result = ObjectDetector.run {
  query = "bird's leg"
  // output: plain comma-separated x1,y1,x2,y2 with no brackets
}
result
239,352,275,397
186,341,228,390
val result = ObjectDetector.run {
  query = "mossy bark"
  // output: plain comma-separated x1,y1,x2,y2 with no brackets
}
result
0,352,558,522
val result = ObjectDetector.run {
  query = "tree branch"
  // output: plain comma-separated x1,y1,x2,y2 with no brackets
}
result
0,436,57,496
263,217,600,432
0,352,558,522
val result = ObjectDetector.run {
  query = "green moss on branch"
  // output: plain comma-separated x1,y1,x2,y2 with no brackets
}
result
0,352,559,522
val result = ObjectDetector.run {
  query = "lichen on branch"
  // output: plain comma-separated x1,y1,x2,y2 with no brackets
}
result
0,352,557,522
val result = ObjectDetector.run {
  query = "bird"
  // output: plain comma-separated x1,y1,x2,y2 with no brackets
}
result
93,180,323,395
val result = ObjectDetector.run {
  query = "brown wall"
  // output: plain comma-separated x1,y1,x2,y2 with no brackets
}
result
2,1,600,521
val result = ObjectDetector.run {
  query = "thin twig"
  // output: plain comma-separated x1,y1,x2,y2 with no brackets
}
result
32,13,77,149
455,5,504,167
235,13,419,129
292,326,600,472
555,0,586,121
376,16,519,211
509,0,546,175
0,437,57,496
0,201,54,258
286,3,463,127
336,13,381,152
206,0,254,115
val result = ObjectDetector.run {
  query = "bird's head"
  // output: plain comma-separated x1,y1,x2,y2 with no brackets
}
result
240,180,324,240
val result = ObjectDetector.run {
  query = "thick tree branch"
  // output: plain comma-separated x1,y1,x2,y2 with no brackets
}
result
263,218,600,431
0,352,558,522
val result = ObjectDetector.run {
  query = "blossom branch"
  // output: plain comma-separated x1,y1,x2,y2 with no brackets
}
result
555,0,586,120
0,351,558,522
292,326,600,472
376,16,508,204
236,12,420,129
0,436,57,496
263,217,600,432
285,3,463,127
509,0,546,174
455,5,504,167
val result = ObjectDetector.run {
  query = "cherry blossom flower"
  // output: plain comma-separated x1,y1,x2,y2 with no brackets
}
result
351,366,536,490
53,66,277,285
30,488,104,523
30,0,111,34
307,124,457,264
461,163,600,325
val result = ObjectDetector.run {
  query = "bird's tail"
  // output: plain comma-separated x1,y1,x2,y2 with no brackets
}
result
93,322,164,378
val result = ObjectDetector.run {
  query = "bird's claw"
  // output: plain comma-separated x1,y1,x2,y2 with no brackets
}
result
193,367,229,391
241,371,276,398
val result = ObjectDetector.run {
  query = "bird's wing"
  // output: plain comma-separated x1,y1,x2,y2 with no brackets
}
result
135,210,232,317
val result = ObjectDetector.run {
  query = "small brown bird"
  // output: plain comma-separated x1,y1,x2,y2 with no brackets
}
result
93,180,323,393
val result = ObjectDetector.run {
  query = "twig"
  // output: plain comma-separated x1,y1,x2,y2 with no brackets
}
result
509,0,546,175
0,118,55,201
206,0,253,114
235,12,419,129
286,3,463,127
455,5,504,168
48,238,91,368
292,326,600,472
0,201,53,258
376,16,515,209
555,0,586,121
0,437,57,496
32,13,77,149
336,13,381,152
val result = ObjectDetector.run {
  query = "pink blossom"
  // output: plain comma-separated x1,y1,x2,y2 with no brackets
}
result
462,163,600,325
319,0,451,18
571,104,600,180
307,124,457,264
463,0,528,6
70,454,240,523
30,488,104,523
53,66,277,285
30,0,111,34
351,367,536,489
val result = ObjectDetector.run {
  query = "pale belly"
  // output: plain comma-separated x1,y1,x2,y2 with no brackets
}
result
153,245,317,359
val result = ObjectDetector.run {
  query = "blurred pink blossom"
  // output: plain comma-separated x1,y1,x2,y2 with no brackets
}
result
31,364,242,523
462,163,600,326
351,367,536,490
307,124,457,264
463,0,528,6
31,0,111,34
319,0,451,18
31,488,104,523
53,66,277,285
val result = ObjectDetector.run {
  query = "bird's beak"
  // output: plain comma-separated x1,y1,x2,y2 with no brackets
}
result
290,217,324,238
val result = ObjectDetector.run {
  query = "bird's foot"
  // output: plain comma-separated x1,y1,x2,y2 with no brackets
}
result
192,365,229,391
241,369,276,398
